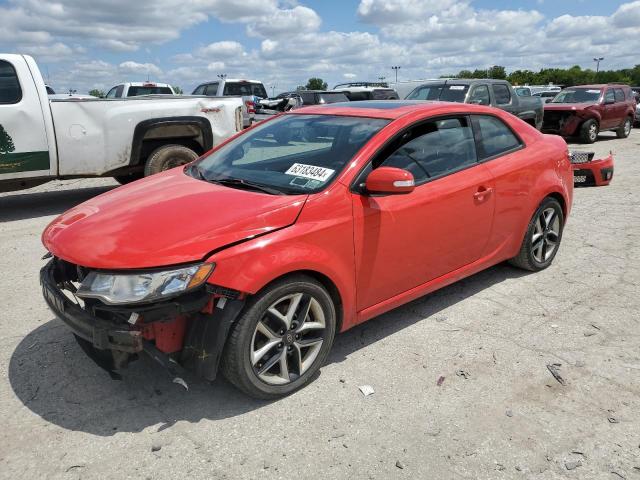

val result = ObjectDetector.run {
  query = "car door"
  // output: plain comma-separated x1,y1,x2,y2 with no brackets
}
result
0,58,52,180
351,115,495,310
469,114,531,255
602,89,617,129
491,84,514,113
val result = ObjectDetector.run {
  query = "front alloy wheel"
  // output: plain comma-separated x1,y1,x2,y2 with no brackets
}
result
221,276,336,399
251,293,326,385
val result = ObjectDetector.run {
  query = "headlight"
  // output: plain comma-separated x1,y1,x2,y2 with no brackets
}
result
76,263,214,305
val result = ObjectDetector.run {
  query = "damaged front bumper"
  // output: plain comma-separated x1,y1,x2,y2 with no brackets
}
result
542,111,582,136
40,258,244,380
570,151,614,187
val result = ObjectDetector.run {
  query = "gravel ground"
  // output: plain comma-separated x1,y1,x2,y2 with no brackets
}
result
1,131,639,480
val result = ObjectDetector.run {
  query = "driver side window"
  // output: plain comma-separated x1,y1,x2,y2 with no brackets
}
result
105,87,117,98
378,117,478,184
605,90,615,103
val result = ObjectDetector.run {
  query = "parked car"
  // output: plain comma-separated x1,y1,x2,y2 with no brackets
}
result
636,102,640,127
569,151,614,186
533,91,558,103
192,79,268,128
405,79,544,130
333,82,399,101
542,84,636,143
514,86,532,96
41,100,573,399
106,82,175,98
280,90,349,106
0,54,243,192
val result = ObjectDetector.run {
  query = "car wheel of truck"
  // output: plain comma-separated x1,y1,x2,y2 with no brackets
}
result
616,117,632,138
144,144,198,176
221,275,336,399
579,120,599,144
509,197,564,272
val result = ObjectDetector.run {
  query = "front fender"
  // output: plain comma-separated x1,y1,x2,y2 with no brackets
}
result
205,190,358,331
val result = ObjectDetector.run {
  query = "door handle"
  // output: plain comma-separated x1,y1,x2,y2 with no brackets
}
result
474,186,493,200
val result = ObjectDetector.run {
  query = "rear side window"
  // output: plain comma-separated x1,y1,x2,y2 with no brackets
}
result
344,91,371,101
300,92,315,104
127,86,173,96
379,117,477,183
472,115,522,160
0,60,22,104
492,84,511,105
614,89,625,102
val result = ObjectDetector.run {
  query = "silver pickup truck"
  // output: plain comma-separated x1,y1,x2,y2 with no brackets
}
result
405,79,544,130
0,54,244,192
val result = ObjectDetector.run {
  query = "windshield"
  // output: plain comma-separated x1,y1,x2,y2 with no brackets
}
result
551,88,602,104
127,86,173,96
223,82,268,98
405,84,469,102
189,114,389,194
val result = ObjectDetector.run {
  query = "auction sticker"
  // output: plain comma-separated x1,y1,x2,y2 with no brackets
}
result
285,163,335,181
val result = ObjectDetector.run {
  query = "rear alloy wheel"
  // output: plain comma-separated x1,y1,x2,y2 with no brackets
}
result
144,144,198,176
580,119,599,144
509,197,564,272
221,276,336,399
616,117,632,138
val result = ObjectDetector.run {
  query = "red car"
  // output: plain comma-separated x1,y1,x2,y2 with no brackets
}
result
542,84,636,143
41,101,573,398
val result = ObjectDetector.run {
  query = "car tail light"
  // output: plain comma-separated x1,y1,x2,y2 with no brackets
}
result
245,100,256,114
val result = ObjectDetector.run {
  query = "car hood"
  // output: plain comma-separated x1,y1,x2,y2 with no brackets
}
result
543,103,595,112
42,168,307,269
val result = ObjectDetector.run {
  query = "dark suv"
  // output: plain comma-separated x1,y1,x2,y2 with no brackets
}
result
542,84,636,143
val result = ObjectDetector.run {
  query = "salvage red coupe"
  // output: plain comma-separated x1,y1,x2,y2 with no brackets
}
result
41,101,573,398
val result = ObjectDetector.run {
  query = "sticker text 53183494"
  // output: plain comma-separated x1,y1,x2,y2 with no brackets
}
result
285,163,335,182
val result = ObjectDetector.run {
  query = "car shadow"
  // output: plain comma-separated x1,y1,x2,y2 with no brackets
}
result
9,263,529,436
0,185,116,223
566,133,618,146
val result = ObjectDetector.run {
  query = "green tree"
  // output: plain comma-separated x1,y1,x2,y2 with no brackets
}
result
88,89,105,98
487,65,507,79
305,78,328,90
0,124,15,154
173,86,183,95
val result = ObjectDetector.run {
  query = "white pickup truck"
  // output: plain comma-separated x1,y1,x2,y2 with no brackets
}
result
0,54,244,192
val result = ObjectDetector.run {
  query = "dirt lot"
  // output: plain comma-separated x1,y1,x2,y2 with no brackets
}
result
1,131,639,480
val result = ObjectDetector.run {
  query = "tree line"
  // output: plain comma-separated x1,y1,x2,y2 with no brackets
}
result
442,65,640,87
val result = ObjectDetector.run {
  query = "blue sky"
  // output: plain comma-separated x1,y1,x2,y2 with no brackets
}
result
0,0,637,93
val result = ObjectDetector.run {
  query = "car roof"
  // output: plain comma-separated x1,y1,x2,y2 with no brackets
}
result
414,79,509,86
289,100,498,120
124,82,172,87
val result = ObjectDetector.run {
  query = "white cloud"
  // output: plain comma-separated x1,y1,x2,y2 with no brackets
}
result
118,61,162,77
247,6,321,37
207,61,226,71
197,41,245,58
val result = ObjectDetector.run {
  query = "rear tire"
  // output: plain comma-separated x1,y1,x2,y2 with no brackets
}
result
509,197,564,272
616,117,632,138
144,144,198,176
579,119,598,144
221,275,336,399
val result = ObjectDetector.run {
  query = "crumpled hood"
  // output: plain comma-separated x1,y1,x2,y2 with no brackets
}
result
42,168,307,269
543,103,595,112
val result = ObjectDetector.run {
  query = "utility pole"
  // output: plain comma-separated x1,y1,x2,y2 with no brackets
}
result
378,76,386,83
217,74,227,80
391,66,401,83
593,57,604,73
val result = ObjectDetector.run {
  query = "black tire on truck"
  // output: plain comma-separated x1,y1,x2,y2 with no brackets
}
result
144,144,199,176
579,119,599,144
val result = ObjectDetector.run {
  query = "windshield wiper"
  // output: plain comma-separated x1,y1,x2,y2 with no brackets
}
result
210,177,285,195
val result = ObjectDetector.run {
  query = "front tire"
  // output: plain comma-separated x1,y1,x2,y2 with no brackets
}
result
144,144,198,176
509,197,564,272
579,119,599,144
616,117,632,138
221,275,336,399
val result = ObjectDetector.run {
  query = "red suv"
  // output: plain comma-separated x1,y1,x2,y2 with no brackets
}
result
543,84,636,143
41,102,573,398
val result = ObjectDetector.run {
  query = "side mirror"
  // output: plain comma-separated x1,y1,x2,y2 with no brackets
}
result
365,167,415,195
